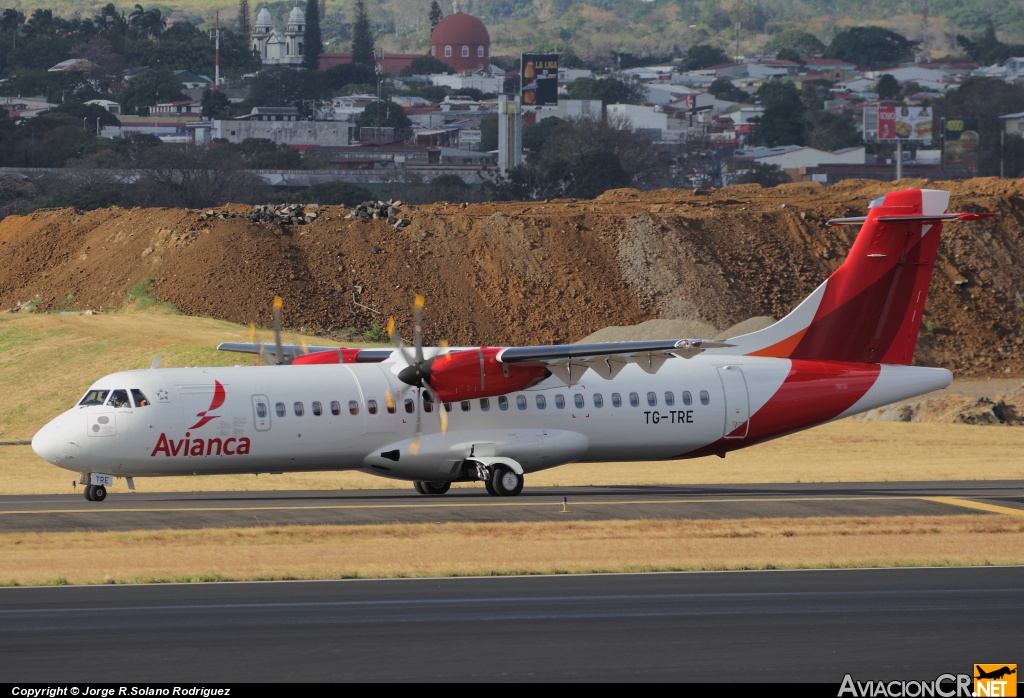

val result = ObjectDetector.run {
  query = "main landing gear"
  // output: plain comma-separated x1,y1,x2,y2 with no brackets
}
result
84,484,107,501
412,465,525,497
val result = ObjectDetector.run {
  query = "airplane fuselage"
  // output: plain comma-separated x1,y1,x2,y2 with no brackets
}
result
32,356,951,483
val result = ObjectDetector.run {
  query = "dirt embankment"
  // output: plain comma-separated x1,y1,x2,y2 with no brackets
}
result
1,178,1023,377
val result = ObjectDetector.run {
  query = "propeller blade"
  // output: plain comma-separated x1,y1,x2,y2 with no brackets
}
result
424,384,448,435
387,316,417,368
410,388,423,455
384,388,396,413
248,323,256,343
413,294,424,365
273,296,285,365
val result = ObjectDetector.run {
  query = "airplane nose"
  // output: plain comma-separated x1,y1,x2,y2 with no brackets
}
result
32,420,65,465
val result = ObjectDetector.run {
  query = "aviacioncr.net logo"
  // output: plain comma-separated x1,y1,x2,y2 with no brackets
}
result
839,674,974,697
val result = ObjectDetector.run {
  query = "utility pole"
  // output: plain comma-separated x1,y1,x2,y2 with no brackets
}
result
215,11,221,90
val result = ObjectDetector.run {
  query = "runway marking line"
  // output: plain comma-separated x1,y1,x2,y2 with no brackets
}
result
922,496,1024,517
0,494,977,517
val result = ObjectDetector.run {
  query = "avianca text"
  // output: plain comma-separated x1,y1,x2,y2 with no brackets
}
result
150,432,251,457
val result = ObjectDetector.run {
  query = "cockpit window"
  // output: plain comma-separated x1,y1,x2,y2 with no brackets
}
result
79,389,110,407
131,389,150,407
106,389,131,408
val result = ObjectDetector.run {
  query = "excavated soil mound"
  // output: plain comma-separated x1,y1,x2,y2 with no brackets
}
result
1,178,1023,376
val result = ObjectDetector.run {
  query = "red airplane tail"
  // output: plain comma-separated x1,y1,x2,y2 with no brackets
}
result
723,189,993,365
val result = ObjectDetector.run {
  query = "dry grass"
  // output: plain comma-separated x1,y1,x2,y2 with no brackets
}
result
2,515,1022,586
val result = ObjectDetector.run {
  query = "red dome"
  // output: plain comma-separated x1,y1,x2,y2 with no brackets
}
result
430,13,490,46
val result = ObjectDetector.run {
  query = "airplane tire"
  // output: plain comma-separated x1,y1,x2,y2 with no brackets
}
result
84,485,95,501
492,466,523,497
92,485,107,502
421,481,451,496
484,478,498,496
413,481,427,494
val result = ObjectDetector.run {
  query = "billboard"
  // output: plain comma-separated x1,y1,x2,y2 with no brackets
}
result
877,106,933,142
521,53,558,107
944,117,979,174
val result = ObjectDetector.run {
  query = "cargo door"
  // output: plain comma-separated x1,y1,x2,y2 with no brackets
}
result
717,365,750,439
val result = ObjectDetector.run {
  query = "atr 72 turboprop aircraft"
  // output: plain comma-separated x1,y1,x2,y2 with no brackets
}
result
33,189,994,501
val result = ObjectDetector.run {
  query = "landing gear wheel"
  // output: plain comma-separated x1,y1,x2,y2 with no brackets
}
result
484,478,498,496
413,481,427,495
492,466,524,497
91,485,107,502
420,481,451,495
84,485,95,501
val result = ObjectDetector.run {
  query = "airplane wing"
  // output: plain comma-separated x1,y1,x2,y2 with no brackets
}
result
497,339,733,383
217,343,394,364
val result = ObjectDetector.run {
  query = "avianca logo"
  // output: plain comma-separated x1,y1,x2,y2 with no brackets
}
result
188,380,226,430
151,432,251,457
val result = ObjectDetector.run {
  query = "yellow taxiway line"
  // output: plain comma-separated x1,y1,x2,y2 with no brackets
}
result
921,496,1024,517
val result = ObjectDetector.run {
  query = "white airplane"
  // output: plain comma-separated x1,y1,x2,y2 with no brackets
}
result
32,188,994,502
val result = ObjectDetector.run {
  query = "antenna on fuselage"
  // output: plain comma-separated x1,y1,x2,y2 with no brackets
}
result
151,356,161,369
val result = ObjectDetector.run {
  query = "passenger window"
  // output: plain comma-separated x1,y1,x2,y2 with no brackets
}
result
79,389,110,407
498,395,508,411
461,400,471,412
256,402,267,418
131,389,150,407
276,402,286,417
574,394,584,408
629,392,639,407
294,402,304,417
593,393,604,408
348,400,359,415
536,395,546,409
516,395,527,410
611,393,621,407
444,402,453,412
480,397,490,411
700,390,710,405
682,391,692,406
367,399,378,415
312,401,322,416
422,393,434,413
107,389,130,408
331,400,341,416
386,397,396,414
647,392,657,407
404,398,415,414
665,391,675,407
555,394,565,409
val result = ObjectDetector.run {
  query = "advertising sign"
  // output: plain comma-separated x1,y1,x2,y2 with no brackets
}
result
460,128,481,144
521,53,559,107
944,117,979,174
877,106,933,142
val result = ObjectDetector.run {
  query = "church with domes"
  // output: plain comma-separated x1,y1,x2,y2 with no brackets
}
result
251,6,306,67
430,12,491,73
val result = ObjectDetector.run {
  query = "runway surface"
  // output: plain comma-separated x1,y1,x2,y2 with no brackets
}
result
2,480,1023,532
1,566,1021,682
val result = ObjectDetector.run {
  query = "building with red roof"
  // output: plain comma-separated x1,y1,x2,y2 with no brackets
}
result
430,12,490,73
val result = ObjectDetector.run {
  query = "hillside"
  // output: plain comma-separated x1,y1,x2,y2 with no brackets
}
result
1,178,1023,378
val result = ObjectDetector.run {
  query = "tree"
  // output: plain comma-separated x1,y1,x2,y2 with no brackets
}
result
351,0,375,68
774,48,802,64
749,80,805,147
932,78,1024,176
764,29,825,59
802,110,862,151
522,116,563,161
0,9,26,49
708,78,749,103
293,181,373,205
875,74,901,100
119,68,187,113
737,163,790,187
237,0,251,38
570,149,629,198
479,113,498,151
564,75,646,105
399,54,454,76
303,0,322,71
354,99,411,129
201,87,232,118
825,27,918,69
682,44,728,71
428,1,443,30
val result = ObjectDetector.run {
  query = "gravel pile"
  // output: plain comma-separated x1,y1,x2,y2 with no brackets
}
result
198,204,320,225
345,199,410,228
